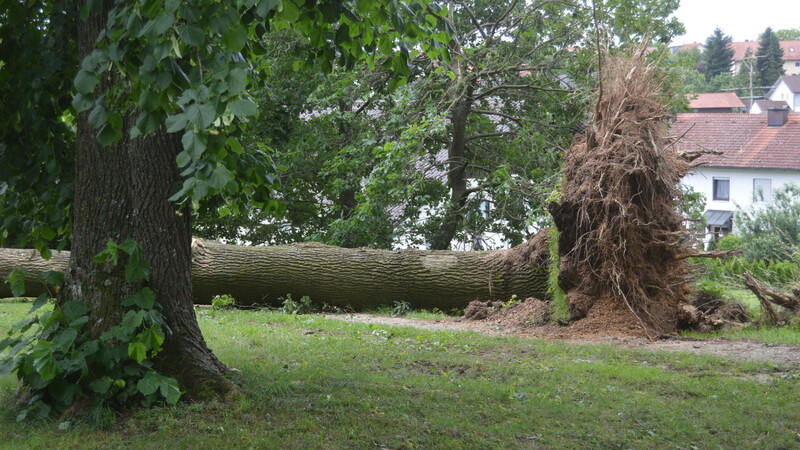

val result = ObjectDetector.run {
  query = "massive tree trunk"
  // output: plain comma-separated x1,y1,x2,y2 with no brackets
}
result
67,2,232,397
1,233,551,309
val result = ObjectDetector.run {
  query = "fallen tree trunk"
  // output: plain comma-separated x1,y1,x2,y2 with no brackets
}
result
1,235,550,309
743,272,800,324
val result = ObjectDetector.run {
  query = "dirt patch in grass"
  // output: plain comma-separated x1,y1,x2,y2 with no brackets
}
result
327,305,800,367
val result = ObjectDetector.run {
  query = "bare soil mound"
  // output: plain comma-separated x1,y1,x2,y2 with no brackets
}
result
463,296,649,338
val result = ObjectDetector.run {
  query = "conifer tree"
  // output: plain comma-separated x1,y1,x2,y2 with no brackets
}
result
703,28,734,80
756,27,785,87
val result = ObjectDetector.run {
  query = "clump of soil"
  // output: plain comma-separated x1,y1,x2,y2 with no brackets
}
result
463,298,552,327
463,300,504,321
463,296,651,338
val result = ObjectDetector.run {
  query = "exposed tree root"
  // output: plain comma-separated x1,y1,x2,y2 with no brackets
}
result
549,47,694,336
743,272,800,325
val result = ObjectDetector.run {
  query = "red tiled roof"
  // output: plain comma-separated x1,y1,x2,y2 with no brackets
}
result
731,40,800,61
672,113,800,171
686,92,745,109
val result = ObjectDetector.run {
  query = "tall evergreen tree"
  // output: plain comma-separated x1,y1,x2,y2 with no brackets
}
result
756,27,785,87
702,28,734,80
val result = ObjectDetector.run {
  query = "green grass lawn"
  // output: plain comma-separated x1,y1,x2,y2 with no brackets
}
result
2,301,800,449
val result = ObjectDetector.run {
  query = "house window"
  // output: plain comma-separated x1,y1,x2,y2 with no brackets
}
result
713,178,730,201
753,178,772,203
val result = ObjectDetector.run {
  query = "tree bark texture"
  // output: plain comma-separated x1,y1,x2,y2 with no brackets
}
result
67,1,231,395
1,233,551,309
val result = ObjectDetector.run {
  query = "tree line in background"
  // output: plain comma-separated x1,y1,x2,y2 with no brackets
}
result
668,26,792,98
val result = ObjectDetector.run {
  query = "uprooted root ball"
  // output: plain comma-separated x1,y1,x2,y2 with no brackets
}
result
549,49,693,335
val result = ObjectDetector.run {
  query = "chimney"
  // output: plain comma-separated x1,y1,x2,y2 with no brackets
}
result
767,106,789,127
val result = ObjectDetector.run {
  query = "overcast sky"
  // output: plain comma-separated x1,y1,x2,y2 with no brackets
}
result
671,0,800,45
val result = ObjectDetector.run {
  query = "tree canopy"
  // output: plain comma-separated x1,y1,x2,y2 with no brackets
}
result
756,27,785,87
702,28,734,80
774,28,800,41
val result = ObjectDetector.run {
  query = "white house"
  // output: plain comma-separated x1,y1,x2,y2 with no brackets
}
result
767,75,800,112
673,109,800,240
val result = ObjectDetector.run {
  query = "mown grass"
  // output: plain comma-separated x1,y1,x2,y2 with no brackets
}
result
1,301,800,448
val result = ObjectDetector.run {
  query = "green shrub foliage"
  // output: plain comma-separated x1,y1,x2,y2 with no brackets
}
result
736,184,800,260
0,239,180,420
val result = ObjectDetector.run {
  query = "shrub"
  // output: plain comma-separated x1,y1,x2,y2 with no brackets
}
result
211,294,236,310
391,301,412,317
0,239,180,421
716,234,744,251
281,294,314,315
736,183,800,260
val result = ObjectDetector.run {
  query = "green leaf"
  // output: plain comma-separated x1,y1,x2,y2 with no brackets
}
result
152,13,174,36
32,342,58,380
166,113,188,133
122,288,156,309
279,0,300,22
222,24,248,52
228,99,258,118
181,130,208,158
68,315,90,328
41,271,65,287
138,325,165,350
119,238,139,255
209,166,232,189
97,123,122,146
226,137,244,155
53,327,78,348
74,70,97,95
6,267,26,297
62,300,90,324
128,342,148,363
256,0,279,17
88,378,111,394
159,377,182,404
28,293,51,314
137,371,160,395
176,151,192,168
187,103,216,129
72,93,94,113
93,238,119,265
227,68,247,94
87,104,108,129
125,255,150,282
178,25,205,47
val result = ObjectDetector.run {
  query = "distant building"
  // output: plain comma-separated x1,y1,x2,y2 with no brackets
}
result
766,75,800,112
731,40,800,76
744,99,790,114
686,92,745,113
673,109,800,240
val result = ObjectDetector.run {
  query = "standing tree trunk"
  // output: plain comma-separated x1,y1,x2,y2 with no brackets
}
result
65,2,233,397
430,85,475,250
